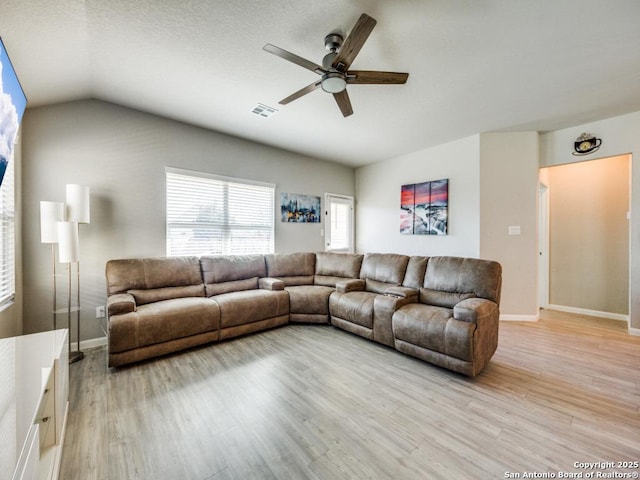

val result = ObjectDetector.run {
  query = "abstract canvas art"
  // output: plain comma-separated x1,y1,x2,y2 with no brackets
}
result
281,192,321,223
400,178,449,235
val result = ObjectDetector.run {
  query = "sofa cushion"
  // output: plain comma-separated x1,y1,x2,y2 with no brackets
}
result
329,291,376,329
201,255,266,295
392,303,475,361
403,256,429,289
360,253,410,292
424,256,502,304
286,285,334,315
106,257,203,295
205,278,259,296
315,252,363,287
419,288,476,309
129,284,206,306
109,297,220,353
213,289,289,328
265,253,315,286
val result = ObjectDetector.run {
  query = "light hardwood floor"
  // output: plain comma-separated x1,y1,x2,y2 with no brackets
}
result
60,310,640,479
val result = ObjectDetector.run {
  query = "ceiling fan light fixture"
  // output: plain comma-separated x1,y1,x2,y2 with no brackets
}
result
321,72,347,93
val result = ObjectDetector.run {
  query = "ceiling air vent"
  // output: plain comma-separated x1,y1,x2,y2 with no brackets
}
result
251,103,278,118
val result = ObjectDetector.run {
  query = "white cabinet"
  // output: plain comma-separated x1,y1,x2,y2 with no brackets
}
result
0,330,69,480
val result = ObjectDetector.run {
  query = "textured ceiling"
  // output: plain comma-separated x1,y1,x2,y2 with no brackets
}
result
1,0,640,167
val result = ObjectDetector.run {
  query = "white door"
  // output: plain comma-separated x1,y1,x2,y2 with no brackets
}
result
324,193,354,253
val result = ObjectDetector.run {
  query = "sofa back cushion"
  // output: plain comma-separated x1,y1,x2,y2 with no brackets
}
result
359,253,410,294
105,257,205,305
314,252,364,287
201,255,266,296
265,252,315,286
422,256,502,307
403,256,429,289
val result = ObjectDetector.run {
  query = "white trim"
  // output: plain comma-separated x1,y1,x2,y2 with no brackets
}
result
538,181,549,308
165,166,275,189
547,304,629,322
324,193,355,253
628,327,640,336
73,335,107,351
500,313,540,322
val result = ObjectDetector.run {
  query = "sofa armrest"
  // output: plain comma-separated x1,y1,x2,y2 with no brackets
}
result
384,285,418,299
453,298,498,324
107,293,136,316
336,279,365,293
258,277,285,291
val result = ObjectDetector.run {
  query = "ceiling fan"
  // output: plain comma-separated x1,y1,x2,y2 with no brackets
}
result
263,13,409,117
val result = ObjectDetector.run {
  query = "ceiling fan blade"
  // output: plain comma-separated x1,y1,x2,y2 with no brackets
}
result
347,71,409,84
263,44,326,75
333,90,353,117
332,13,377,72
279,80,322,105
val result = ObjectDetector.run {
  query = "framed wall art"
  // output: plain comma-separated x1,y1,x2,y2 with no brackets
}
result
400,178,448,235
281,192,321,223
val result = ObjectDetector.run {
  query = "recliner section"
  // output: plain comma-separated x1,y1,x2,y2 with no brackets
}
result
105,252,501,376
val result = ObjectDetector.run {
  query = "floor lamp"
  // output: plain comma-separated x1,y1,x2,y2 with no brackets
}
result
65,184,90,364
58,220,83,363
39,184,90,364
39,201,65,330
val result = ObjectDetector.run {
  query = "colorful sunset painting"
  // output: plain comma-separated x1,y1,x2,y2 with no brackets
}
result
400,184,415,234
400,178,448,235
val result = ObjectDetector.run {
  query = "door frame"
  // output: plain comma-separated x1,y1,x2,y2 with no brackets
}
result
324,193,354,253
538,181,549,309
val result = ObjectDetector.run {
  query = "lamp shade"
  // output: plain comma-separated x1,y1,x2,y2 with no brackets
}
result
57,221,80,263
66,184,90,224
40,201,65,243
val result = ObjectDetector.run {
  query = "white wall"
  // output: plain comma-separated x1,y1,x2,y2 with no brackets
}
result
540,110,640,332
479,132,539,319
21,99,355,340
355,135,481,257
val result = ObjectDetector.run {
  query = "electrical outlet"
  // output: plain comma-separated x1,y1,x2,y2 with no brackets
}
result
96,305,106,318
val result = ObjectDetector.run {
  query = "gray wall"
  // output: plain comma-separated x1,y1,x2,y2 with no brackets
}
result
479,132,539,319
22,99,355,340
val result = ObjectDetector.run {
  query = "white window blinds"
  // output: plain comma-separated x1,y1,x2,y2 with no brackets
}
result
0,156,15,307
166,168,275,256
330,201,350,251
325,194,353,253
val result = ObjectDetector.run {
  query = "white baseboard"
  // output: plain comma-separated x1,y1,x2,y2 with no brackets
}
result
628,327,640,336
546,304,629,322
74,336,107,351
500,313,540,322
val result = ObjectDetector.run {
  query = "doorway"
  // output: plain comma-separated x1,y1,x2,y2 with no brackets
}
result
538,154,631,320
324,193,354,253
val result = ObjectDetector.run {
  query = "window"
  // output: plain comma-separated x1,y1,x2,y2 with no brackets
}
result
0,156,15,307
166,168,275,256
324,193,354,253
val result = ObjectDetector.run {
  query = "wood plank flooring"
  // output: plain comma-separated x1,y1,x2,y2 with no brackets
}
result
60,310,640,479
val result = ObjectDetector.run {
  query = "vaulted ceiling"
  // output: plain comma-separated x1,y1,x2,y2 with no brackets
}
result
2,0,639,167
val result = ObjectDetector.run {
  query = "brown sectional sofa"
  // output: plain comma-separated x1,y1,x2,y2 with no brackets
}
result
105,252,502,376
